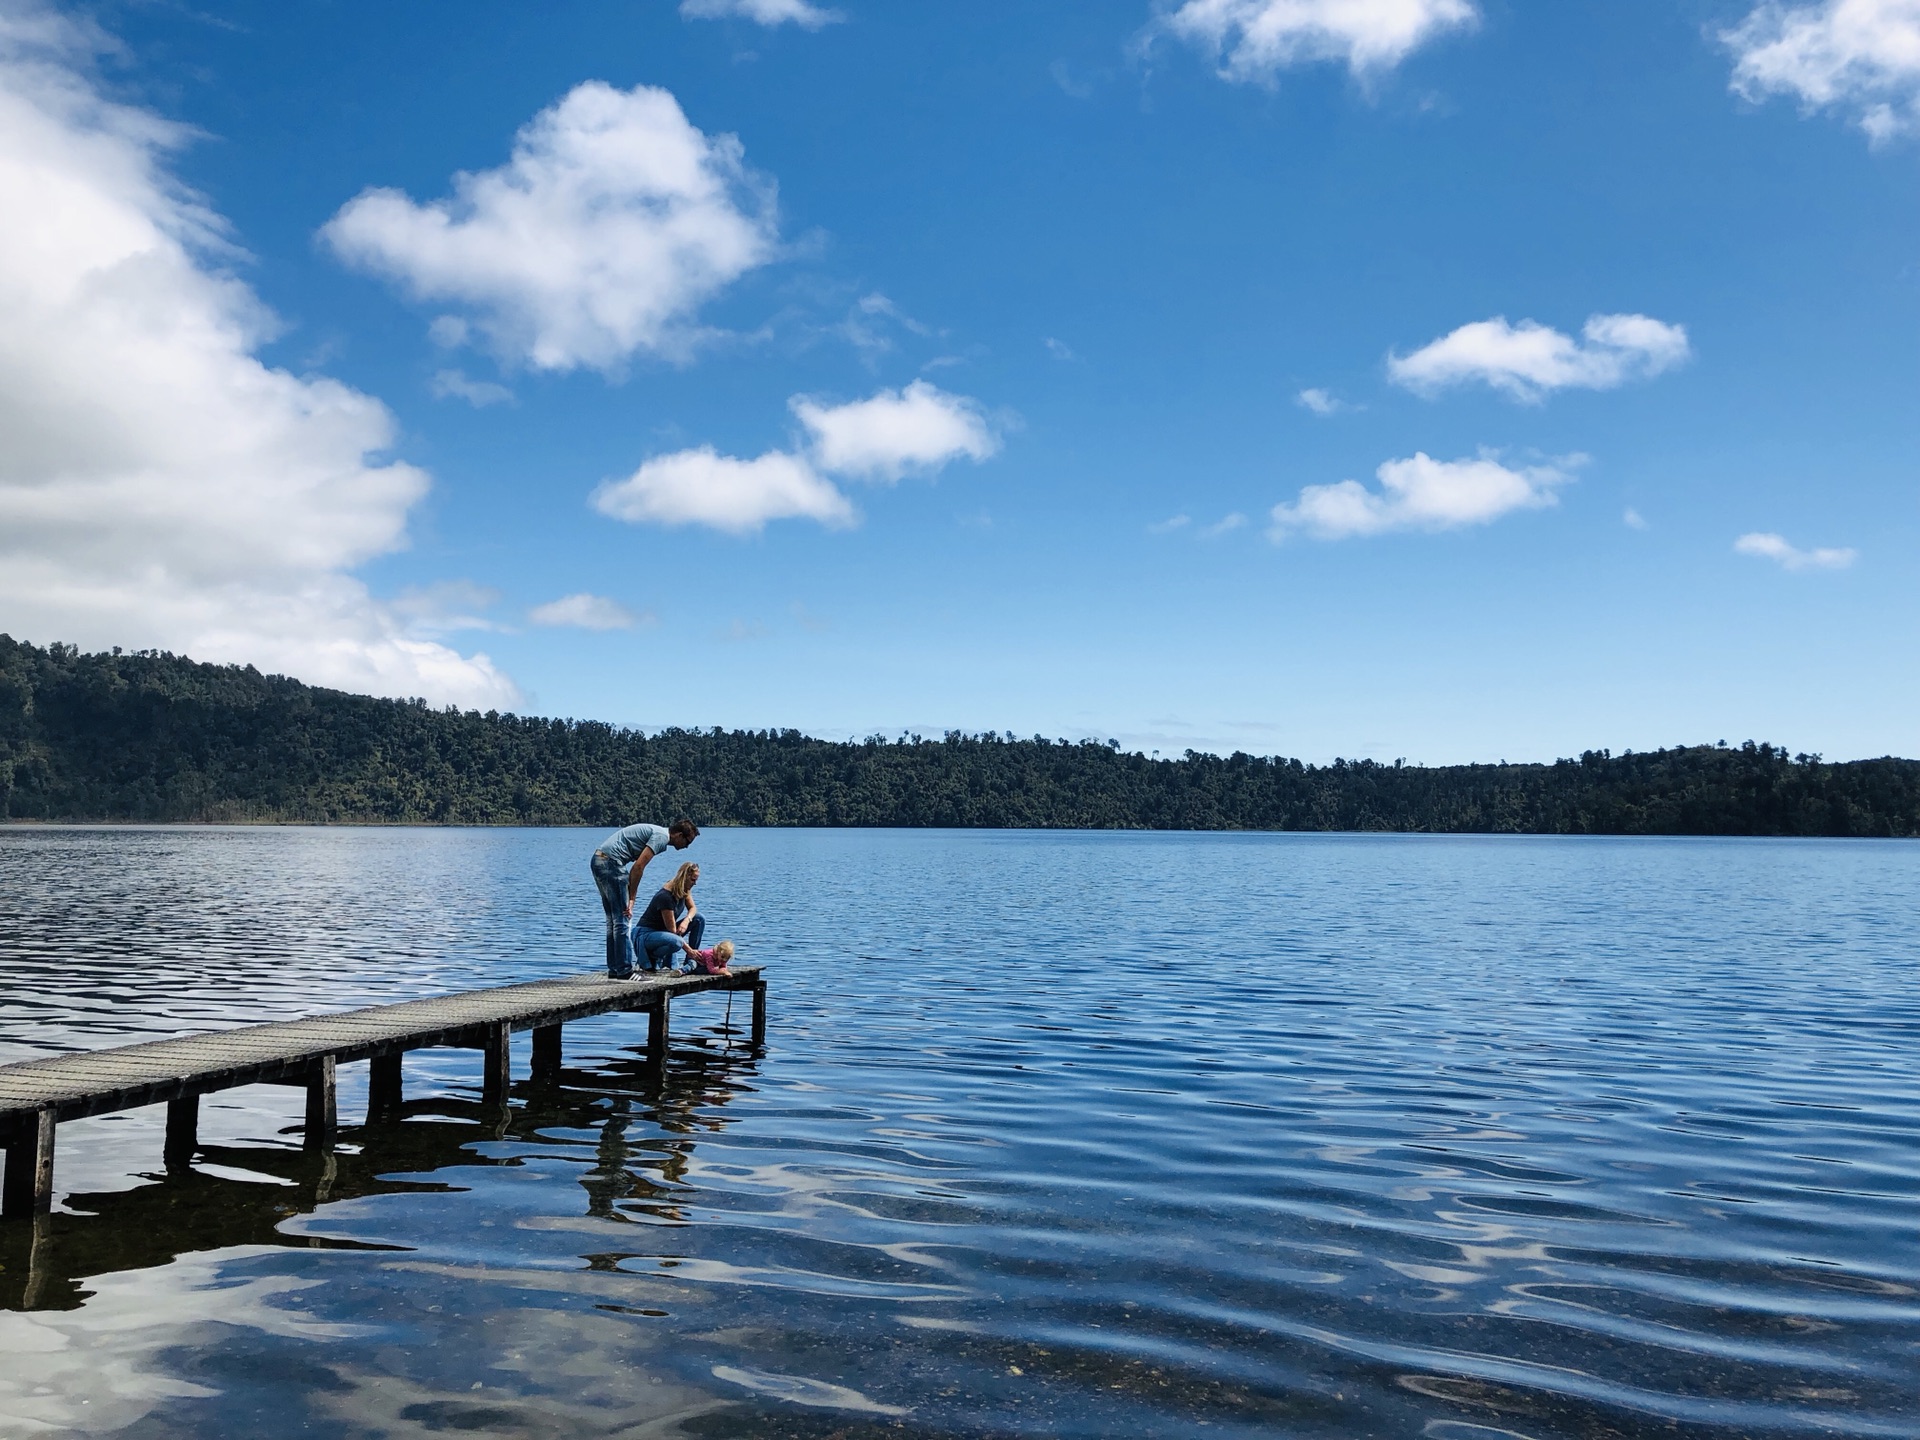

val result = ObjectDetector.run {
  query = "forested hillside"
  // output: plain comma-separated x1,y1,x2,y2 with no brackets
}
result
2,636,1916,834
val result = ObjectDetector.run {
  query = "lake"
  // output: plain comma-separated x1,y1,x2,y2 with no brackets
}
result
0,826,1915,1438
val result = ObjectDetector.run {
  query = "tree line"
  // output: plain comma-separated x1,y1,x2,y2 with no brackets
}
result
2,635,1916,835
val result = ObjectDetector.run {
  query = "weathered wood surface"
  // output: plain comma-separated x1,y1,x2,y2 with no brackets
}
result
0,967,762,1128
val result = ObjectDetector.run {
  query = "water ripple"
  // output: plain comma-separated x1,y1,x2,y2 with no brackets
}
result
1,826,1917,1437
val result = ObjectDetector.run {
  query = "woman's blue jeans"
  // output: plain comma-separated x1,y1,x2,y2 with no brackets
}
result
591,851,635,978
635,913,704,971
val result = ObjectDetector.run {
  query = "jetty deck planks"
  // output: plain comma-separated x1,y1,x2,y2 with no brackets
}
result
0,967,765,1219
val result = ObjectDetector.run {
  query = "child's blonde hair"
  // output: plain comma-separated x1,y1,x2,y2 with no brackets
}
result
663,862,699,902
712,940,735,964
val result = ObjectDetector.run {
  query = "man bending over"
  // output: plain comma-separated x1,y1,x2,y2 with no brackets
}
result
590,818,698,978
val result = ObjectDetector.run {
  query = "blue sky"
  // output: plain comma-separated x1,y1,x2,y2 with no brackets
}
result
2,0,1917,762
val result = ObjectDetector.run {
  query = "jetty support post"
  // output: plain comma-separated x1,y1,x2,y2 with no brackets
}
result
304,1056,337,1153
531,1024,562,1083
481,1022,512,1108
164,1096,199,1170
646,995,669,1083
751,981,768,1051
368,1052,403,1122
2,1109,56,1220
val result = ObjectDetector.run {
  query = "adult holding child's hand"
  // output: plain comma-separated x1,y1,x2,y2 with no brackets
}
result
590,818,697,979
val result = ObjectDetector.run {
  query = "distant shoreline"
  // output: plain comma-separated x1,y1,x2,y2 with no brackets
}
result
2,819,1912,842
6,636,1918,837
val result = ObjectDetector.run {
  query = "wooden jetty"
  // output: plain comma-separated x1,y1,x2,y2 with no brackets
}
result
0,967,765,1221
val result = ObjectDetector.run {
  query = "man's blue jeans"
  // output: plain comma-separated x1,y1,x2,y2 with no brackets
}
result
591,851,634,977
636,913,704,971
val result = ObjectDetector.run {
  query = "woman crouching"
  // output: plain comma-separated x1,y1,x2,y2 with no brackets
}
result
633,862,703,974
632,865,739,976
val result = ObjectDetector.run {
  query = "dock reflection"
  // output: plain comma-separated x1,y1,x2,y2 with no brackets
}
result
0,1035,758,1312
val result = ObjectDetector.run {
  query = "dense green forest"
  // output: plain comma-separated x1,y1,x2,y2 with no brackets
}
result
2,635,1916,835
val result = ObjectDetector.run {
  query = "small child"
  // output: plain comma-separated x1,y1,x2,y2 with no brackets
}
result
683,940,735,976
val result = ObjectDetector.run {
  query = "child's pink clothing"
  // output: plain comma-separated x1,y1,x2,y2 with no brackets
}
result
690,948,730,975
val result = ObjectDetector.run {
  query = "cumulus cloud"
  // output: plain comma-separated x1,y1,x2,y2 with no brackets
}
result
791,380,998,482
1725,0,1920,143
1389,313,1691,402
1162,0,1478,82
0,7,516,708
593,381,998,534
528,592,645,629
1269,451,1574,539
592,447,854,534
322,82,777,372
1734,531,1857,569
681,0,842,27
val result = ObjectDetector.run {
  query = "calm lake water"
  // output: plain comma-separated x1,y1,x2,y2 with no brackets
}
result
0,826,1916,1439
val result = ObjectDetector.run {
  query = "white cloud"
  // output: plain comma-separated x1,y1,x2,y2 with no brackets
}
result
1725,0,1920,143
1624,506,1649,530
791,380,998,482
429,368,513,407
1149,514,1192,534
1296,386,1343,415
1045,336,1076,360
528,592,646,629
322,82,777,372
592,447,854,534
681,0,842,28
1162,0,1478,82
593,381,998,535
1270,451,1574,539
1388,313,1691,402
0,7,516,709
1201,512,1248,536
1734,531,1858,569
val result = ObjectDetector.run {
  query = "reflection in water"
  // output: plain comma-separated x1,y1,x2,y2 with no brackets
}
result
1,826,1919,1438
1,1044,748,1313
0,1035,773,1438
0,1039,756,1313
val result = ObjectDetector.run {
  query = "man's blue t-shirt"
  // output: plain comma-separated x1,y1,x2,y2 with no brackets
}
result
600,823,671,867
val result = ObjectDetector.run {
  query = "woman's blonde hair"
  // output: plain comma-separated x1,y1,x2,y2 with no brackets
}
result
663,862,700,902
712,940,735,964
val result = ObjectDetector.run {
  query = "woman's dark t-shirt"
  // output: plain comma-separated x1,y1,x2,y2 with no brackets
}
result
637,887,681,933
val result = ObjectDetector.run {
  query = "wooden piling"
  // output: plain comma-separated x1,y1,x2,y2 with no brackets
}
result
751,981,768,1051
164,1095,199,1169
367,1052,403,1121
304,1057,337,1152
2,1109,56,1219
531,1024,562,1082
480,1022,511,1107
646,997,669,1083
